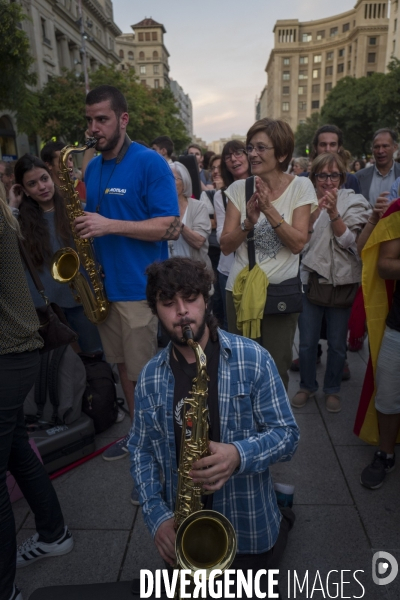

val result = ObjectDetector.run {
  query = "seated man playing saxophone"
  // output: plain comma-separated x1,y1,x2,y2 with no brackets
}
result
129,257,299,593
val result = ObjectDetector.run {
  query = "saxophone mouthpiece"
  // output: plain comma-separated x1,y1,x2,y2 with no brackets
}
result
181,324,194,343
86,137,98,149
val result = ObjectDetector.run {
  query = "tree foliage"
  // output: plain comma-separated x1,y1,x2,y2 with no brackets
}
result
36,66,190,152
294,112,321,156
0,0,38,132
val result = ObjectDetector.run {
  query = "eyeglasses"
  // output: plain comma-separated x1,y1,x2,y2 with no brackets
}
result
246,144,274,155
224,149,247,162
315,172,341,182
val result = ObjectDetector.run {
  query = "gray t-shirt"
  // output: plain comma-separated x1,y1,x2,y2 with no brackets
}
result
25,212,77,309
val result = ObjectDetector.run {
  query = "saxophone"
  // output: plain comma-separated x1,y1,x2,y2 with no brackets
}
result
50,139,110,324
174,325,236,584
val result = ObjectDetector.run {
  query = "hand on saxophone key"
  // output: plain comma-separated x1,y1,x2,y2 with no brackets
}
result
189,441,240,491
74,212,110,238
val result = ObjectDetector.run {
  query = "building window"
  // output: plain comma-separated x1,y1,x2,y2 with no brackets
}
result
298,86,306,95
314,55,322,63
140,65,146,74
325,82,332,91
141,79,146,85
367,71,374,76
312,69,320,79
128,51,134,60
302,33,312,42
312,100,320,109
393,40,397,55
145,32,151,41
282,102,289,111
41,18,46,39
153,51,158,59
326,66,333,76
337,63,344,73
348,60,351,71
121,64,125,70
138,32,144,41
343,22,350,32
338,48,345,57
369,37,377,45
119,49,124,59
139,51,144,59
298,101,307,110
282,86,290,94
349,45,352,54
368,53,376,63
153,64,159,74
326,51,333,60
312,84,320,93
282,71,290,80
152,32,158,40
330,27,338,36
395,19,398,32
154,79,159,88
299,56,308,64
299,70,308,79
316,30,325,40
283,57,290,65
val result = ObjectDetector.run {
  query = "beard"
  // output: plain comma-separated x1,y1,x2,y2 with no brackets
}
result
96,123,121,153
159,312,207,347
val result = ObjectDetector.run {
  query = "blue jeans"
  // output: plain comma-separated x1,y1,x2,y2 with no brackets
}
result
298,288,351,395
62,305,103,354
0,351,64,600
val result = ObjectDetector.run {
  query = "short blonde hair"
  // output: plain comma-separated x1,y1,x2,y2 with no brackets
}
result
0,181,21,236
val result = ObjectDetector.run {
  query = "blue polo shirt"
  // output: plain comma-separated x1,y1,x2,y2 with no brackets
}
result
85,142,179,301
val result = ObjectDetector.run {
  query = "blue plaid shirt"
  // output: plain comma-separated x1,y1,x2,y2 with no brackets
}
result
129,329,299,554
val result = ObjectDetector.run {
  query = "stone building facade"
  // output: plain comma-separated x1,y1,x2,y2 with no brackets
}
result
263,1,389,129
170,79,193,136
116,18,170,89
1,0,121,159
386,0,400,67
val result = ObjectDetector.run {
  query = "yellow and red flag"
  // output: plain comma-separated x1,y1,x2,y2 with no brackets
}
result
354,199,400,444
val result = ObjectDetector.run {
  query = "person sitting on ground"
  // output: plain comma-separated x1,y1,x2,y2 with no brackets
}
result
129,257,299,597
291,153,370,414
1,181,73,600
151,135,174,165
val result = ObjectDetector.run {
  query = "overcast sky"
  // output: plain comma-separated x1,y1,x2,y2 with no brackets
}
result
113,0,355,143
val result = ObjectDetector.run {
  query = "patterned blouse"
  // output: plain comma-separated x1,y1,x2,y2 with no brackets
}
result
0,212,43,355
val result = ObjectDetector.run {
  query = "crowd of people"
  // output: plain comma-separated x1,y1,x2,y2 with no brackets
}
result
1,84,400,600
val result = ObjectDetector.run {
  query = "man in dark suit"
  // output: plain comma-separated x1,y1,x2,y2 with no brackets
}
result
355,129,400,206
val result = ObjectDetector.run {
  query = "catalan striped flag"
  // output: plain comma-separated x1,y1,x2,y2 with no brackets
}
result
354,199,400,444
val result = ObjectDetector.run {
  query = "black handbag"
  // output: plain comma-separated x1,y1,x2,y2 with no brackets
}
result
18,240,78,353
245,177,303,315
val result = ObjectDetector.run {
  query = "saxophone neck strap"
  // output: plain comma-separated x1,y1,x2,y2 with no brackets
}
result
116,134,132,164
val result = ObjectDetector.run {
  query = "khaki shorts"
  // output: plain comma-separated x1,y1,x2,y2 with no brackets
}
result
97,301,158,381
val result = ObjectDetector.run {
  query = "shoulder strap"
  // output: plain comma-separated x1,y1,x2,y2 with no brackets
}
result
205,190,216,206
245,177,256,271
48,345,69,424
221,190,227,210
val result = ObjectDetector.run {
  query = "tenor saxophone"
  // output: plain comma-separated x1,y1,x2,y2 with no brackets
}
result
50,139,110,324
174,325,236,586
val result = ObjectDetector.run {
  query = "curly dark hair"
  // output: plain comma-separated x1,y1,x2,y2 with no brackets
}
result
14,154,71,270
146,258,219,342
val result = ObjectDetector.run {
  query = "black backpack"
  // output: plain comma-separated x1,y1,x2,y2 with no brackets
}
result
80,354,119,433
24,345,86,425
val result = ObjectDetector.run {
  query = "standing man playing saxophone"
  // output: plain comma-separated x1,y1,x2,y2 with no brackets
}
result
129,257,299,593
74,86,180,483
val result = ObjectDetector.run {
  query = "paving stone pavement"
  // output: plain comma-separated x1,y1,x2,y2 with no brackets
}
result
13,337,400,599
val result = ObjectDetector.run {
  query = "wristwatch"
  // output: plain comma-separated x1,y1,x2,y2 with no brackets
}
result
241,220,250,232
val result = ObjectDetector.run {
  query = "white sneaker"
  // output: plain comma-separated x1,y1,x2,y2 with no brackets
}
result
16,526,73,568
